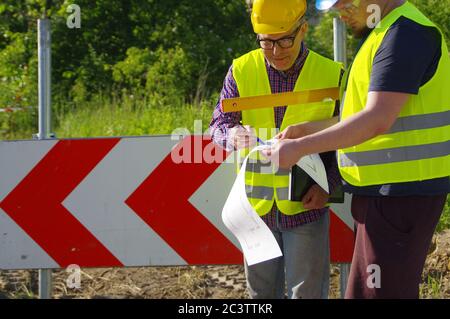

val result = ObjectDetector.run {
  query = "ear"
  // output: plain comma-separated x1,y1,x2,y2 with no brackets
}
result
301,22,309,35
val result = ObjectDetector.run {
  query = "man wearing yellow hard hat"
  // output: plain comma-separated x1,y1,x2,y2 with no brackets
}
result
263,0,449,298
210,0,343,298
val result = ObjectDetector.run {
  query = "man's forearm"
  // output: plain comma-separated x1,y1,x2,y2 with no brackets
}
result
303,116,339,136
295,109,387,155
297,91,410,155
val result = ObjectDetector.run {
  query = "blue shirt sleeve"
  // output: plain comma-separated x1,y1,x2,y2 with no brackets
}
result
369,17,442,94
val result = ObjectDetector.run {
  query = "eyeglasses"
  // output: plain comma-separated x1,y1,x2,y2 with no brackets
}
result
256,24,303,50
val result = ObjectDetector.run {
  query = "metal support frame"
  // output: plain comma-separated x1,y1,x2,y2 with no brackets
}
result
333,17,348,68
333,17,351,299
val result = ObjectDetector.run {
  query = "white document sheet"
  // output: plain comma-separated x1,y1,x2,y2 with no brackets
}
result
221,140,328,266
297,153,329,194
221,145,283,266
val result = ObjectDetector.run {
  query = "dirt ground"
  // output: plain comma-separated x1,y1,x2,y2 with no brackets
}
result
1,230,449,299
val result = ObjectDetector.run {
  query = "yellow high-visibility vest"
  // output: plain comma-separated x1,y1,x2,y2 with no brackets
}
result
233,49,342,216
338,1,450,187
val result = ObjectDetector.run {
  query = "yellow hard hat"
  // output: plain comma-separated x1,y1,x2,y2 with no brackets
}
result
251,0,307,34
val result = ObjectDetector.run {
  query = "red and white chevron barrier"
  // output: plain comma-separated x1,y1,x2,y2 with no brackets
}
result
0,135,354,270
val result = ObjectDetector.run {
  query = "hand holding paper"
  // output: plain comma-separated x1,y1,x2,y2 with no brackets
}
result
260,139,329,193
229,125,257,150
221,144,283,266
221,138,329,266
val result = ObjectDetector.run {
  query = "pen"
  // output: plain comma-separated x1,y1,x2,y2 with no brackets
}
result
256,137,266,145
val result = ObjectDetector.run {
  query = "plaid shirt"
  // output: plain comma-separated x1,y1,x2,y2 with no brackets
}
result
209,43,342,230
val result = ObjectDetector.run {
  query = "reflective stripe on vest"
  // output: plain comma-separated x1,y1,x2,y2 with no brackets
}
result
245,185,292,201
340,140,450,167
387,110,450,134
338,1,450,187
233,49,342,216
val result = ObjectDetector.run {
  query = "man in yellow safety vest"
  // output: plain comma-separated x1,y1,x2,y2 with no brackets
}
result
210,0,343,298
263,0,449,298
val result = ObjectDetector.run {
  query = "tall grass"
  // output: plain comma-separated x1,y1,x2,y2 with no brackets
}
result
436,196,450,233
55,93,216,138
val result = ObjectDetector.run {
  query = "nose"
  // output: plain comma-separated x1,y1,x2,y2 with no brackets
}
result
272,45,279,56
272,43,283,56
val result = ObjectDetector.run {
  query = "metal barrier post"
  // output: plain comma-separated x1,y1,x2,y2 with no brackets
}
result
333,17,347,68
339,263,351,298
333,17,351,298
36,17,54,300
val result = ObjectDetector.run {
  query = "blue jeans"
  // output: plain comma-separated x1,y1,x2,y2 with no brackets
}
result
244,211,330,299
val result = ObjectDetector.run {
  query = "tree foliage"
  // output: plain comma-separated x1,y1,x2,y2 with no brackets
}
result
0,0,254,110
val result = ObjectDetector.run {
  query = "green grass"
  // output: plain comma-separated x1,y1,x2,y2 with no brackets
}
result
0,93,217,140
436,195,450,233
54,94,216,138
420,273,446,299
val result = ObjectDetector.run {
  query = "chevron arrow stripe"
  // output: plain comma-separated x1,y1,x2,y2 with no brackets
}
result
0,139,123,268
63,136,187,266
126,136,243,264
